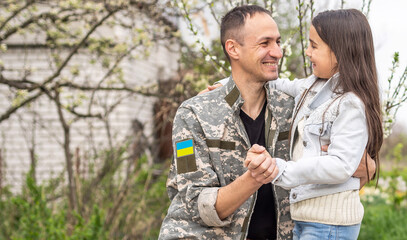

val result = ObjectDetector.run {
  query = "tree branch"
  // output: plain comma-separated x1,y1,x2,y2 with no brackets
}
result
0,11,59,42
41,7,122,87
0,0,35,32
297,0,309,77
0,91,43,123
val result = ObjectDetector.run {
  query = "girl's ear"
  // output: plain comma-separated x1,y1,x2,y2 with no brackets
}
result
330,50,338,71
331,51,338,65
225,39,240,60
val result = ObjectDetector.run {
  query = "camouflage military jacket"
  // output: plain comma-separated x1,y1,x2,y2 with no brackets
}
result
159,77,295,240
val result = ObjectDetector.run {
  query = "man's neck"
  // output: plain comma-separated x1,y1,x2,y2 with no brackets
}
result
232,72,266,120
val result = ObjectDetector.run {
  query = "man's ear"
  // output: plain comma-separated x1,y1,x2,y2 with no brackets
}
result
225,39,240,60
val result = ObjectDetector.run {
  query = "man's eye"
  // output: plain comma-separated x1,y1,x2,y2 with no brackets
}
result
261,42,268,46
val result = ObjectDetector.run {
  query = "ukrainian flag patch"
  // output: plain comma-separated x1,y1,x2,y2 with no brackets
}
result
176,139,194,157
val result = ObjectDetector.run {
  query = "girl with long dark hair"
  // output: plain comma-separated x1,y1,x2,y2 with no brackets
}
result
263,9,383,239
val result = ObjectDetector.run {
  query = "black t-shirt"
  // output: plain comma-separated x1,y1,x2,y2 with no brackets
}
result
240,103,277,240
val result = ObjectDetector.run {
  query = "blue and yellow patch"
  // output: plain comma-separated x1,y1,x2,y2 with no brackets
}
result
175,139,197,174
176,139,194,157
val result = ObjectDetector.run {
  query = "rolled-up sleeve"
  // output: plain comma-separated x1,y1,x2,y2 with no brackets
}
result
169,105,232,227
198,188,232,226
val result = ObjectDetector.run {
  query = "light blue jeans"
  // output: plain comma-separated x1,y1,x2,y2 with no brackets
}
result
293,221,361,240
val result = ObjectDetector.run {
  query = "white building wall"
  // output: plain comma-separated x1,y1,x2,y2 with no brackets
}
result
0,41,179,190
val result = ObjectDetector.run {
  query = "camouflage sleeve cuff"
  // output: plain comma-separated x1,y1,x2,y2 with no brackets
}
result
198,187,232,227
272,158,287,185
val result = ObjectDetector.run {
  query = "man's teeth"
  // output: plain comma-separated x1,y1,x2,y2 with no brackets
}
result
263,63,277,66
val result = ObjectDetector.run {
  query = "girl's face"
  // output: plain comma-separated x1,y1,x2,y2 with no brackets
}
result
305,25,338,79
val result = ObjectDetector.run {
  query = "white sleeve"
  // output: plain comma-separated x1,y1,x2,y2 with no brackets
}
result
216,76,306,97
272,96,368,188
268,78,306,97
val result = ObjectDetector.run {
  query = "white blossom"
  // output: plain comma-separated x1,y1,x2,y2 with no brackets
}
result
177,1,183,9
0,43,7,52
396,176,407,192
285,44,292,57
379,177,391,191
231,0,239,7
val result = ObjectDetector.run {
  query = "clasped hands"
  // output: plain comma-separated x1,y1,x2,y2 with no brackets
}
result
244,144,277,185
245,144,376,188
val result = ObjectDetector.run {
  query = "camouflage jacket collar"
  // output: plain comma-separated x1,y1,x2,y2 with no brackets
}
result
223,76,273,112
223,75,245,113
265,82,295,134
223,76,293,131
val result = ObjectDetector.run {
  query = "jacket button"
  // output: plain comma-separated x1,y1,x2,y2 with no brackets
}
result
319,128,323,134
303,141,307,147
292,193,297,199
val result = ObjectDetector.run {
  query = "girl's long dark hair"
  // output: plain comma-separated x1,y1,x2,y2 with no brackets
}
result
312,9,383,183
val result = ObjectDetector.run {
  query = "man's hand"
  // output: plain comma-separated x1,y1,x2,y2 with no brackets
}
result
353,150,376,188
244,144,278,184
198,83,223,95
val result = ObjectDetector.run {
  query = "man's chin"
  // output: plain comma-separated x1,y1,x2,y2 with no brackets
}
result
264,74,279,81
253,72,278,82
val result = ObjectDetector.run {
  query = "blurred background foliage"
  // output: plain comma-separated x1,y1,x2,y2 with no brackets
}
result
0,0,406,239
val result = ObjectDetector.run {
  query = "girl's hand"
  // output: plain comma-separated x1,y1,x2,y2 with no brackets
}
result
198,83,223,95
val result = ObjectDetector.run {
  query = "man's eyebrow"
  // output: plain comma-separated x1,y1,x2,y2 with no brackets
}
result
257,36,281,42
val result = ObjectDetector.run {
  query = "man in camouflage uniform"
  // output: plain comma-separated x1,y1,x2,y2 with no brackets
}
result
158,4,377,239
159,5,294,239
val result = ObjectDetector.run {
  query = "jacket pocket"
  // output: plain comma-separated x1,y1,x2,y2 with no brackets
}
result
307,122,331,136
220,149,242,185
305,122,332,155
207,139,240,186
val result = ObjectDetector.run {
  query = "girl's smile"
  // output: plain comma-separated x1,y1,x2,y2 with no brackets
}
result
305,25,338,79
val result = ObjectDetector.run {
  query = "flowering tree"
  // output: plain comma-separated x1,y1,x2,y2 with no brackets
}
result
0,0,405,238
173,0,406,137
0,0,180,238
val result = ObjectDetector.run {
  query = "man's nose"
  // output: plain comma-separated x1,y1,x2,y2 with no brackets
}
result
268,45,283,59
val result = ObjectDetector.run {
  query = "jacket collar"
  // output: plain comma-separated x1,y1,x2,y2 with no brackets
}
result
223,75,245,113
308,73,340,110
224,75,274,111
223,75,293,125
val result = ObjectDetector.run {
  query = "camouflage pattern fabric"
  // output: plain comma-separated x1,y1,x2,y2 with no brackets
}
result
159,77,295,240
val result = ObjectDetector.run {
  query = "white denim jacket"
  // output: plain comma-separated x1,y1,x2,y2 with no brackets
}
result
271,74,367,204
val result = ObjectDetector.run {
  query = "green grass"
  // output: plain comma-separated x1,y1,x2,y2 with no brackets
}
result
359,202,407,240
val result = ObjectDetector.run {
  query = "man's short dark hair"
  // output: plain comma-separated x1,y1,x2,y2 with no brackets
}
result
220,5,272,62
